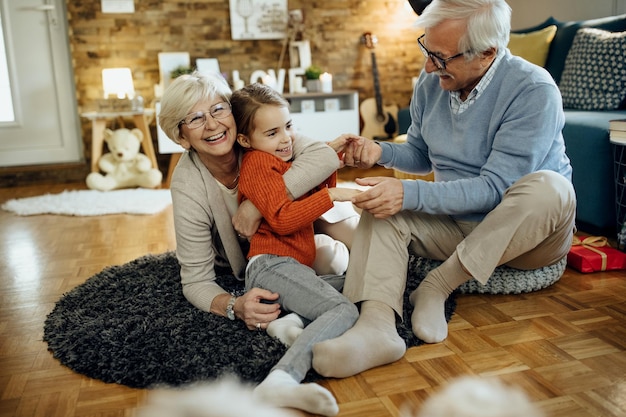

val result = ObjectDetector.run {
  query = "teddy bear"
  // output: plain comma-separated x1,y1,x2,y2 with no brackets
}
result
86,128,163,191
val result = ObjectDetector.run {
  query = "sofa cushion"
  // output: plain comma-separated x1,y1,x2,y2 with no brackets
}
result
514,14,626,84
508,25,557,66
559,28,626,111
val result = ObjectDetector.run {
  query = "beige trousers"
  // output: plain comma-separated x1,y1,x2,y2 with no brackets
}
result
343,170,577,317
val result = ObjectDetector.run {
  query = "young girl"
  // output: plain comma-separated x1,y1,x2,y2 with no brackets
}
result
230,83,361,416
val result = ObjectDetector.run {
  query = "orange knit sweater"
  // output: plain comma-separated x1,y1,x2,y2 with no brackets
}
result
238,150,336,267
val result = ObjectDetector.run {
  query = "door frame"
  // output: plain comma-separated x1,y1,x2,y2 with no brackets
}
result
0,0,83,168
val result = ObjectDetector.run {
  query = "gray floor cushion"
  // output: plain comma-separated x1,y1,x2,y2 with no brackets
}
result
411,256,567,295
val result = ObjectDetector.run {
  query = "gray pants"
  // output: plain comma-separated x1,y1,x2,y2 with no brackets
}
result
245,254,358,381
343,170,577,317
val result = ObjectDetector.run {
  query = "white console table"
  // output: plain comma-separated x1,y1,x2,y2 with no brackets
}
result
284,90,359,141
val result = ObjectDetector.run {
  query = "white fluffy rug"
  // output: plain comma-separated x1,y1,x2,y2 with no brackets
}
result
2,188,172,216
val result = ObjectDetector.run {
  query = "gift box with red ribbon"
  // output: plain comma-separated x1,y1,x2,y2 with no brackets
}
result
567,236,626,273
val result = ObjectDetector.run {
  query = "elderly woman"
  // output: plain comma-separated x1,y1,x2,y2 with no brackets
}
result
158,71,358,332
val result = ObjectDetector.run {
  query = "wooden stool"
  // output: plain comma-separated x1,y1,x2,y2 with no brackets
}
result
81,110,158,173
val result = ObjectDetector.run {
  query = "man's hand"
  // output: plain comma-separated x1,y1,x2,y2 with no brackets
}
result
342,137,382,169
352,176,404,218
233,199,262,239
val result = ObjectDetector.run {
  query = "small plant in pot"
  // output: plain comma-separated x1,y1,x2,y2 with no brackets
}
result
170,65,194,79
304,64,323,92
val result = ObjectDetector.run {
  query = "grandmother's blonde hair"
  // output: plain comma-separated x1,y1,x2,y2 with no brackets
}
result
158,71,232,145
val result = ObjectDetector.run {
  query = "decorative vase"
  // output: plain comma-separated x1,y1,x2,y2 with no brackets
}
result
305,79,321,92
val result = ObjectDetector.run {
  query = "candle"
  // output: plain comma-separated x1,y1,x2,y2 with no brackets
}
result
293,76,303,92
320,72,333,93
262,74,277,91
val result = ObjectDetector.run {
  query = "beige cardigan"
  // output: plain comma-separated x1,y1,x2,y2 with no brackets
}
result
170,136,339,313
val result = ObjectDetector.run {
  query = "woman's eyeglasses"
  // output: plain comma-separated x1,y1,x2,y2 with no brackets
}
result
180,102,232,129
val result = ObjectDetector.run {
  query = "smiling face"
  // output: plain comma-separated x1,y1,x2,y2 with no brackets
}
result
237,104,294,161
178,97,238,159
422,19,496,99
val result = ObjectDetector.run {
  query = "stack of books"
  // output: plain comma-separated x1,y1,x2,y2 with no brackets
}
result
610,119,626,145
612,119,626,250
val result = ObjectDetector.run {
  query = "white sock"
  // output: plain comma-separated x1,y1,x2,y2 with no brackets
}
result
266,313,304,347
312,300,406,378
253,370,339,416
409,253,471,343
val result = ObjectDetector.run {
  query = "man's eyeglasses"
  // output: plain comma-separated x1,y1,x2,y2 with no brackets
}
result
180,102,232,129
417,34,468,70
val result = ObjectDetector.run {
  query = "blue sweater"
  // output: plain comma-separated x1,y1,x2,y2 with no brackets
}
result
379,50,572,221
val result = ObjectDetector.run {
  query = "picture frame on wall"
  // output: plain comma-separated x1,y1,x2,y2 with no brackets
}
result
229,0,288,40
158,52,190,90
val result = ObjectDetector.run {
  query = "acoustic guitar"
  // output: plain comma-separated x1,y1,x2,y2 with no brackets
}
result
359,32,398,141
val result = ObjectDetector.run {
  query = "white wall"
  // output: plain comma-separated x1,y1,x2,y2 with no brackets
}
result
507,0,626,30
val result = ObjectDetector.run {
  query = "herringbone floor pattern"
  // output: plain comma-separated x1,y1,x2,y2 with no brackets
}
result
0,178,624,417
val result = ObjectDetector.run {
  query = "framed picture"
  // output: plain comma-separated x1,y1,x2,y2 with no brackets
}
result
158,52,190,90
196,58,221,76
229,0,288,40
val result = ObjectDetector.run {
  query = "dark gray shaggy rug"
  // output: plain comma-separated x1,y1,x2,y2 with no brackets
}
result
43,252,456,389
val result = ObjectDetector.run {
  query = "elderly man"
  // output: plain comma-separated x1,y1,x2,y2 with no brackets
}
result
312,0,576,378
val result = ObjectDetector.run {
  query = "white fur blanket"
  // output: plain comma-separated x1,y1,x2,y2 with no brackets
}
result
2,188,172,216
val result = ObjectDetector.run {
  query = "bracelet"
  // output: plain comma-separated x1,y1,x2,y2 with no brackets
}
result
225,295,237,321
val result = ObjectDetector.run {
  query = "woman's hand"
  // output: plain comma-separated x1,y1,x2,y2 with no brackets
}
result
234,288,282,331
327,134,370,168
327,133,360,152
233,199,262,239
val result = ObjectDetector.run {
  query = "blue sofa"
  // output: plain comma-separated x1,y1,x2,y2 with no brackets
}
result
398,14,626,235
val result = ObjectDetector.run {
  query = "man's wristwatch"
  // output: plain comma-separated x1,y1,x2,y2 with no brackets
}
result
226,295,237,320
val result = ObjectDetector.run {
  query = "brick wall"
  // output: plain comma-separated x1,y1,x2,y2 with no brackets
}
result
0,1,423,185
68,0,425,138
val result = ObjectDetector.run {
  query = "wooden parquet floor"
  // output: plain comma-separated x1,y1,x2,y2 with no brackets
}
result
0,178,625,417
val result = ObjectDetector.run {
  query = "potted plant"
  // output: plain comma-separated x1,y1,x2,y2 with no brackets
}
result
170,65,194,79
304,64,323,92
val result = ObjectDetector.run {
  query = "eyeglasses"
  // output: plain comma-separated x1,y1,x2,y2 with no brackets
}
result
180,101,232,129
417,34,468,70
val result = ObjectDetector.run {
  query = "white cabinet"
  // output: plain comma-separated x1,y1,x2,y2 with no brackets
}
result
285,90,359,142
